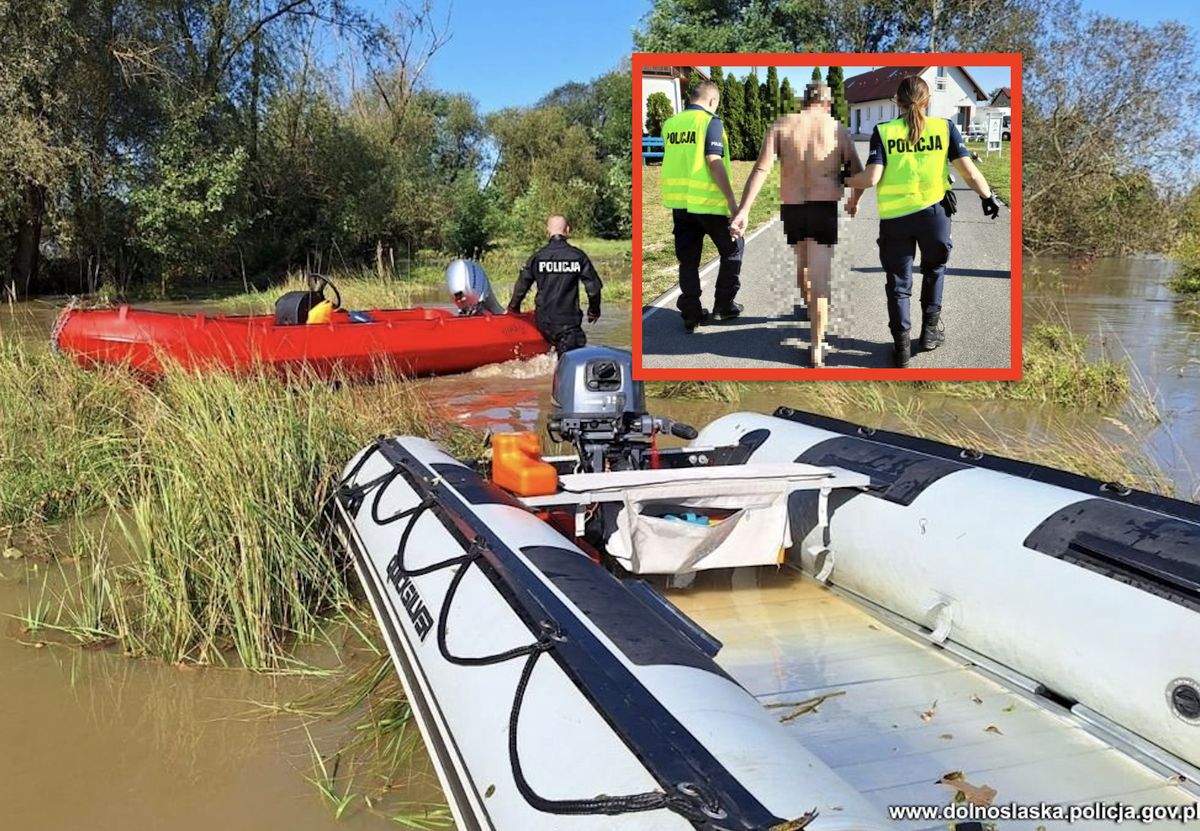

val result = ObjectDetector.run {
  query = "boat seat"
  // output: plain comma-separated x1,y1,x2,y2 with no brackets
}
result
521,464,870,576
274,290,323,326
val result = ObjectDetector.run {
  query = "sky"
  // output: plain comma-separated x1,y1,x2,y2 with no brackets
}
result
356,0,1178,113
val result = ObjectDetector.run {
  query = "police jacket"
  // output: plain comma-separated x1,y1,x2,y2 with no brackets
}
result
507,236,602,330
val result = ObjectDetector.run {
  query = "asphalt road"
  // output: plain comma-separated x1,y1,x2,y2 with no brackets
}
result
642,142,1012,370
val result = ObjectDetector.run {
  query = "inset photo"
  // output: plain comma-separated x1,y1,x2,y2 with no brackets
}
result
633,54,1021,379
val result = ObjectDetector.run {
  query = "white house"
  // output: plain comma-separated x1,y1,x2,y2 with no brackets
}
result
974,87,1012,137
641,66,710,134
845,66,988,138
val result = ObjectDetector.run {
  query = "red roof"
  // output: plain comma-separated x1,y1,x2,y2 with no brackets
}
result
845,66,988,103
991,86,1012,105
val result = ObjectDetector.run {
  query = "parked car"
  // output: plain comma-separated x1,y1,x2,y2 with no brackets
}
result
1002,114,1011,141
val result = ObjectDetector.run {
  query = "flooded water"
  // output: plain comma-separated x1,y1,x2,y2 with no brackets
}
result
1,256,1196,828
1025,257,1200,494
0,563,441,830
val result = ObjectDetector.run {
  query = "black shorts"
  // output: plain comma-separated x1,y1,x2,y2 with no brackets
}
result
781,202,838,246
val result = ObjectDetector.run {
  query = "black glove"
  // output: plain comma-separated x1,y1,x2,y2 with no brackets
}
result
587,306,601,324
981,193,1000,219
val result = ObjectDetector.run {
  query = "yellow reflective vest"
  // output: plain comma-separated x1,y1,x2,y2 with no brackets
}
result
876,117,950,219
659,107,733,216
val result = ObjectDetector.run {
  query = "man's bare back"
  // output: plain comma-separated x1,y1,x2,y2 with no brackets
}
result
774,110,857,204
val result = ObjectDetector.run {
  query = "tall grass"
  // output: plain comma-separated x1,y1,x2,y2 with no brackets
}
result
927,324,1129,408
0,336,142,526
1170,269,1200,296
16,358,477,669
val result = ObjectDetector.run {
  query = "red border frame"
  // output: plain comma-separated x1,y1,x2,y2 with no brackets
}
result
631,52,1022,381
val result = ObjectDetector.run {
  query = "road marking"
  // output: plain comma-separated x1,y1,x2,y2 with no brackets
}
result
642,220,777,319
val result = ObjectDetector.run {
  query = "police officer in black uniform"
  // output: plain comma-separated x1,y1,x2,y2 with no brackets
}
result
507,215,603,356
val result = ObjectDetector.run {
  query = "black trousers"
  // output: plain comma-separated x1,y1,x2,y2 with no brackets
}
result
672,209,743,321
540,323,586,356
877,202,953,337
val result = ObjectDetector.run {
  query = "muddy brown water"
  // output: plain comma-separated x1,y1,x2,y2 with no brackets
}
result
1,257,1196,829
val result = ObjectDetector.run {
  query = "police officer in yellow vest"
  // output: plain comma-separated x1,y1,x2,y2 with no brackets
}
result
659,80,744,333
847,76,1001,367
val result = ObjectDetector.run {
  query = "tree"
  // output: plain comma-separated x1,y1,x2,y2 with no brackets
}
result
488,105,606,239
635,0,1048,54
811,66,822,82
645,92,674,137
128,100,249,292
687,68,705,98
742,73,763,156
827,66,849,126
636,0,828,51
1022,10,1200,254
710,66,725,108
721,72,746,160
780,78,795,114
765,66,780,123
444,176,497,259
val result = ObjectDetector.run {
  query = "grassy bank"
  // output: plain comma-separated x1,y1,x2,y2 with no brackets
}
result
11,355,475,669
963,141,1012,203
0,338,143,526
649,324,1130,410
647,323,1164,493
640,161,781,301
1169,268,1200,296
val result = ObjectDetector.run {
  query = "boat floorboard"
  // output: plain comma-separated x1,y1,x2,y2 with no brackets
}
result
663,568,1195,830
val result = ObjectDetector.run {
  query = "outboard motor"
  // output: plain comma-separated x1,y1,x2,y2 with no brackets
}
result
548,346,697,473
446,259,503,315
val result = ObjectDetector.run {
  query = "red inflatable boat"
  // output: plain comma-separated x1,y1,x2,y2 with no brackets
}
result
52,305,550,381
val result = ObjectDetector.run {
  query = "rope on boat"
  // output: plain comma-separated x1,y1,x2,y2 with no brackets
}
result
337,442,728,825
49,296,80,353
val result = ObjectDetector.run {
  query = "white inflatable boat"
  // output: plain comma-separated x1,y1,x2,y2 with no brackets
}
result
333,348,1199,830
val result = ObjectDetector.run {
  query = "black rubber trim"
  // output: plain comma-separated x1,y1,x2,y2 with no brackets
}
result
796,436,967,506
429,462,526,507
773,407,1200,523
332,501,489,831
623,580,724,660
787,489,858,549
1023,498,1200,612
525,546,728,673
368,440,785,830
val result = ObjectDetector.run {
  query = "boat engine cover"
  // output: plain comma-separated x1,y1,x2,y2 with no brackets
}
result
550,346,646,421
446,258,503,315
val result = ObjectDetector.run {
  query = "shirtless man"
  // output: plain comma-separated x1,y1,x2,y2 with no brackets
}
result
731,82,863,368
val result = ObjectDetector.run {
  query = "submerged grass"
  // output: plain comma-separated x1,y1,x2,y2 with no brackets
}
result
925,324,1129,408
259,611,452,827
1169,268,1200,296
13,354,478,669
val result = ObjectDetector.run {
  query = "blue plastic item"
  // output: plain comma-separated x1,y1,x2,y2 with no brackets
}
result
664,512,710,525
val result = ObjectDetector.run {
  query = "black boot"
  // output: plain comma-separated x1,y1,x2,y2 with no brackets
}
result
893,333,911,367
683,308,710,333
920,312,945,350
712,301,743,320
